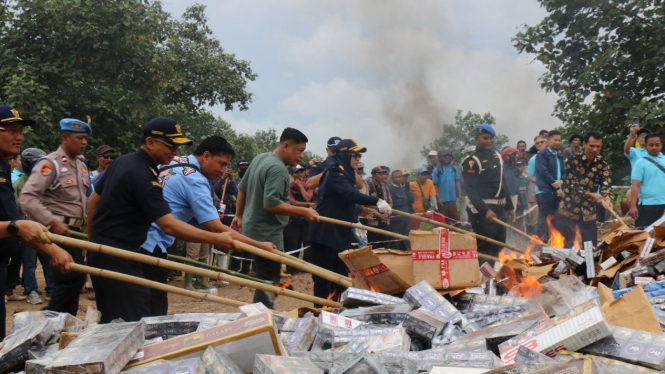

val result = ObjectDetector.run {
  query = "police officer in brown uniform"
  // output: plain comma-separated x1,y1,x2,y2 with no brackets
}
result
19,118,92,316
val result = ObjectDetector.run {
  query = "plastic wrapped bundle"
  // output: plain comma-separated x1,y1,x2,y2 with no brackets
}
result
280,316,317,333
289,352,355,372
45,321,146,374
339,304,412,325
119,359,169,374
0,320,56,373
581,325,665,370
280,329,318,354
403,281,463,324
198,346,243,374
310,327,335,352
142,313,242,339
444,350,498,368
329,352,388,374
403,308,448,341
374,354,418,374
340,288,404,307
25,344,61,374
254,354,323,374
11,311,83,337
335,328,411,354
332,327,399,347
238,303,269,316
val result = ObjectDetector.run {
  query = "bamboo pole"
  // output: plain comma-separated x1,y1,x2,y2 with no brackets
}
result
68,230,350,288
606,204,629,227
386,209,529,255
317,216,500,262
70,263,247,307
492,218,545,245
49,234,341,308
168,254,267,283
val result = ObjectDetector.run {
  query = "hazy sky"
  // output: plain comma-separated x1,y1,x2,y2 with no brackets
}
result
162,0,560,169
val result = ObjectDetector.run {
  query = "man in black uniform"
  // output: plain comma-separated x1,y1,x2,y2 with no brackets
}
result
462,124,515,260
86,117,239,323
0,106,73,338
308,139,391,305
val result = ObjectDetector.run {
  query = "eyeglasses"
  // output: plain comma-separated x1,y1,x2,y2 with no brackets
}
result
98,154,115,160
536,141,546,145
154,138,181,150
352,153,362,159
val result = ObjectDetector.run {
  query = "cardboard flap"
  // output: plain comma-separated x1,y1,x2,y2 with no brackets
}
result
600,230,649,261
653,226,665,249
338,246,411,295
599,284,662,334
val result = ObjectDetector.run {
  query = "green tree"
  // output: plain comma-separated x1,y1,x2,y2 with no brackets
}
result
0,0,255,156
513,0,665,180
422,110,509,165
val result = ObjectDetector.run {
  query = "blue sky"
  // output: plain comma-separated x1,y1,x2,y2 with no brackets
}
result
162,0,561,168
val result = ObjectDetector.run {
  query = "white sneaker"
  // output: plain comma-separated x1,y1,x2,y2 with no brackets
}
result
26,291,43,305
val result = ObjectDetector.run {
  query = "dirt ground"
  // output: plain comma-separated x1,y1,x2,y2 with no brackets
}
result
4,265,314,334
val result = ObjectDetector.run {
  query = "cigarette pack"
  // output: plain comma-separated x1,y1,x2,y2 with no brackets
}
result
45,321,146,374
640,249,665,267
199,345,243,374
142,313,242,339
632,265,656,277
238,303,269,316
341,328,411,354
339,304,412,325
402,309,447,341
340,287,404,307
253,354,323,374
310,327,335,352
11,311,83,337
584,241,596,279
581,325,665,370
655,259,665,273
280,316,318,333
619,271,634,289
332,327,401,346
498,300,611,364
403,281,462,324
25,344,61,374
480,262,497,280
126,312,284,374
401,350,446,372
329,352,387,374
121,361,170,374
289,352,355,372
165,358,202,374
374,354,418,374
318,311,365,330
635,276,655,285
0,321,56,373
280,326,319,354
565,253,585,267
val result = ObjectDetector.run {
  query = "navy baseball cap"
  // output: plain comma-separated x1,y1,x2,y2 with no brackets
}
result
327,136,342,152
60,118,92,136
336,139,367,153
143,117,193,145
0,106,35,129
236,159,249,169
476,124,496,137
417,167,429,174
291,164,304,174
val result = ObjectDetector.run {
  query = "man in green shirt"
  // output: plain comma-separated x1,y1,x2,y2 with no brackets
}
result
232,128,319,308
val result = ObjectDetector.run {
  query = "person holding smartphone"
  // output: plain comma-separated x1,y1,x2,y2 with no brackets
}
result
624,118,653,168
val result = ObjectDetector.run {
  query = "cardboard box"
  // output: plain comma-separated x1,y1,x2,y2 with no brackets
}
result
338,246,412,295
498,300,611,364
125,312,284,374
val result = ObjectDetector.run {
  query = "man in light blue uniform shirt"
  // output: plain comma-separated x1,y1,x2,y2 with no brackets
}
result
629,133,665,228
140,136,276,316
431,148,461,222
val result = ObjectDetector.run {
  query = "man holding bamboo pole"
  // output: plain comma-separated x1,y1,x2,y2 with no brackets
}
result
140,136,277,316
231,128,320,309
86,118,241,323
308,139,391,305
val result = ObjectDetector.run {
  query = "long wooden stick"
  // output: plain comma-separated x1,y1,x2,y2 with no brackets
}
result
49,234,341,308
606,204,628,227
317,216,500,262
68,230,350,288
386,209,529,255
492,218,545,245
168,254,266,283
70,263,247,307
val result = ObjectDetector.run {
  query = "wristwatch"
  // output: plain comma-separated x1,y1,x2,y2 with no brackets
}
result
7,220,19,238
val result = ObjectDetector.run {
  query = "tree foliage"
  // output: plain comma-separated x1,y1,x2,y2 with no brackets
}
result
0,0,256,159
421,110,509,165
513,0,665,180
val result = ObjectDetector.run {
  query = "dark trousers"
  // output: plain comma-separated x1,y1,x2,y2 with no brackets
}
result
284,223,309,273
367,221,390,246
556,216,597,249
47,241,86,317
309,242,349,308
388,221,411,251
23,245,55,295
7,246,22,289
252,237,283,309
229,251,251,274
88,234,150,323
469,205,506,261
636,204,665,228
0,258,8,339
536,193,561,243
140,247,170,317
439,201,460,223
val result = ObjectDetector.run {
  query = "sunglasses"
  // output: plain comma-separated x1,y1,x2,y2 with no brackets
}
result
352,153,362,159
536,141,546,144
155,138,181,150
98,154,115,160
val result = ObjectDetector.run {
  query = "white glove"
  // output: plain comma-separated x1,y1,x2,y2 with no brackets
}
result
377,200,392,215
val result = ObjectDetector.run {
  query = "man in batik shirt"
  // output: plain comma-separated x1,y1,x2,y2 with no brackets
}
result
557,131,612,248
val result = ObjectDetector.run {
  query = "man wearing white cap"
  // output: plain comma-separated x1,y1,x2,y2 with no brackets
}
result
426,150,439,177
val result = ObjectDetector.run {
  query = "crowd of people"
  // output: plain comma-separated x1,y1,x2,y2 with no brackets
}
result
0,103,664,339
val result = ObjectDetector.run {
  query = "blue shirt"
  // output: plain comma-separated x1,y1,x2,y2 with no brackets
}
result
631,154,665,205
625,147,649,168
527,155,541,194
547,148,561,181
141,155,219,253
10,168,23,184
431,164,460,202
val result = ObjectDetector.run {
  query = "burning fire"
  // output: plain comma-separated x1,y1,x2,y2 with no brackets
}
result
327,289,338,302
274,277,295,290
498,245,533,266
498,261,543,298
546,215,565,248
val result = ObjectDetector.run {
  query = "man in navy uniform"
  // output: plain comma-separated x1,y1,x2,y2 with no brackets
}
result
308,139,391,305
462,124,514,260
86,117,239,322
0,106,73,337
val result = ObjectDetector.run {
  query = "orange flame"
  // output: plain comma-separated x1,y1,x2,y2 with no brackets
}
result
368,284,380,293
498,261,543,298
274,278,294,289
498,247,533,266
546,215,565,248
327,289,338,301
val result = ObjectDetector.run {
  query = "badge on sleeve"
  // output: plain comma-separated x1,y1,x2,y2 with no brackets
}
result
42,164,54,176
468,160,475,169
65,179,74,184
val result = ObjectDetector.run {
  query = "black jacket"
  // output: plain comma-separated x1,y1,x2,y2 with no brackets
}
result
535,148,566,194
